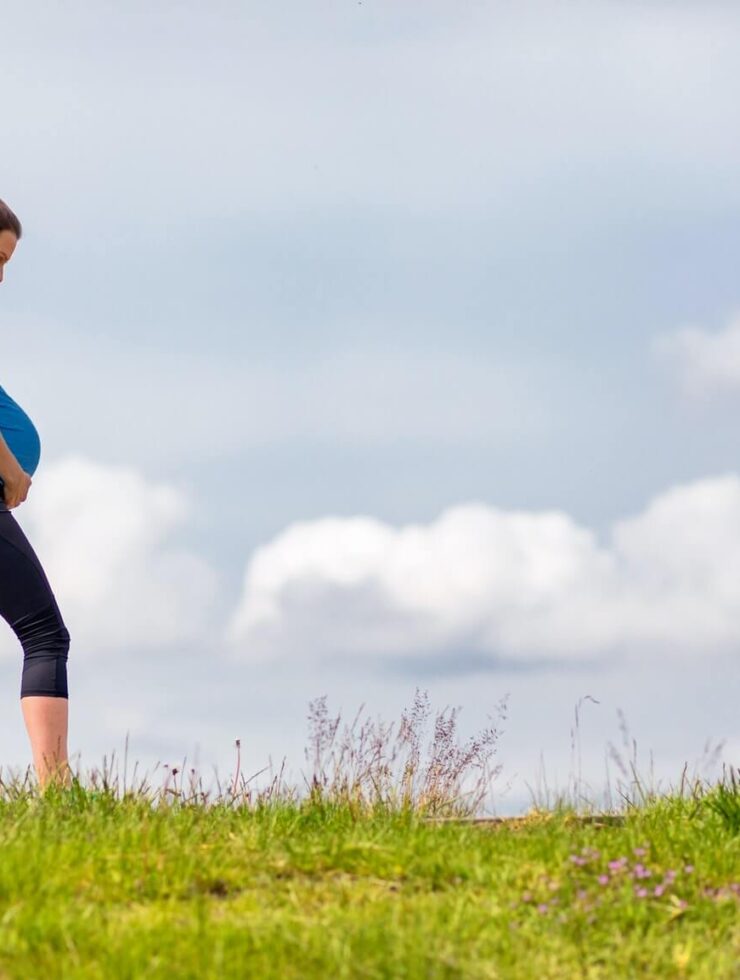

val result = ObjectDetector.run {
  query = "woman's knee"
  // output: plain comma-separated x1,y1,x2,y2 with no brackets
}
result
15,602,70,699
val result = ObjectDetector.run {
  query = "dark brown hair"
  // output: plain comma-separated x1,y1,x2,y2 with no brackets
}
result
0,199,22,240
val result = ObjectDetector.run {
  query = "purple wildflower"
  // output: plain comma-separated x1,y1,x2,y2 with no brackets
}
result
653,885,665,897
635,887,648,898
598,875,609,886
684,865,694,874
537,903,549,914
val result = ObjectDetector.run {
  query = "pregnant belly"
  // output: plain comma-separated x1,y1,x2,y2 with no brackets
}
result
0,385,42,477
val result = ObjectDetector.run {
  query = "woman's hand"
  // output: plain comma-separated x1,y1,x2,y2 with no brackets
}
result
1,467,32,508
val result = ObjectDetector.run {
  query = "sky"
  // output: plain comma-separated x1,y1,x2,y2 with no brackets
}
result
1,0,739,813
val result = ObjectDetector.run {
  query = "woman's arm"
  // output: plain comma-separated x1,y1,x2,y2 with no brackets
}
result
0,432,32,507
0,431,22,480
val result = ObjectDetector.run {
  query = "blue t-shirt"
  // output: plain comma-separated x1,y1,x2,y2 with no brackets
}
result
0,384,41,477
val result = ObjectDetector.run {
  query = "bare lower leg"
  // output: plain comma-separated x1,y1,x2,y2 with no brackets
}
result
20,696,71,790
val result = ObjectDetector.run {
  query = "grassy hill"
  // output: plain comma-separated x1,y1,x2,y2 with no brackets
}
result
0,779,738,978
0,693,737,977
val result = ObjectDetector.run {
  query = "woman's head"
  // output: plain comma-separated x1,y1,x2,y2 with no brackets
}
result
0,199,22,284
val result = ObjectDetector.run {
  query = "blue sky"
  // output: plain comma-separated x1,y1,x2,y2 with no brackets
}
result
1,1,739,811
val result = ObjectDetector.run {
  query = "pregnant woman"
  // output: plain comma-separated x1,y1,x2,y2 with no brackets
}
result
0,198,71,790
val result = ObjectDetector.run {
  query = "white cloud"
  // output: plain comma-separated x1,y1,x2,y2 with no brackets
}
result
225,474,740,665
654,312,740,395
0,456,222,660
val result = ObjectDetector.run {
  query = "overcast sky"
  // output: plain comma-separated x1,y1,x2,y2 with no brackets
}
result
1,0,738,813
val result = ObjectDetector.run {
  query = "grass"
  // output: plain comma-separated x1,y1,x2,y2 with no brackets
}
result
0,692,736,978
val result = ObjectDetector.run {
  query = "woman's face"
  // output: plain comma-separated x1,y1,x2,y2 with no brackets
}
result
0,230,18,284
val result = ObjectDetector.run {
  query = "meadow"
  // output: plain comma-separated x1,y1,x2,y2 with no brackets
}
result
0,692,737,979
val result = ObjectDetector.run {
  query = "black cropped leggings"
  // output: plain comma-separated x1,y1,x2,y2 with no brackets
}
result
0,489,70,699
